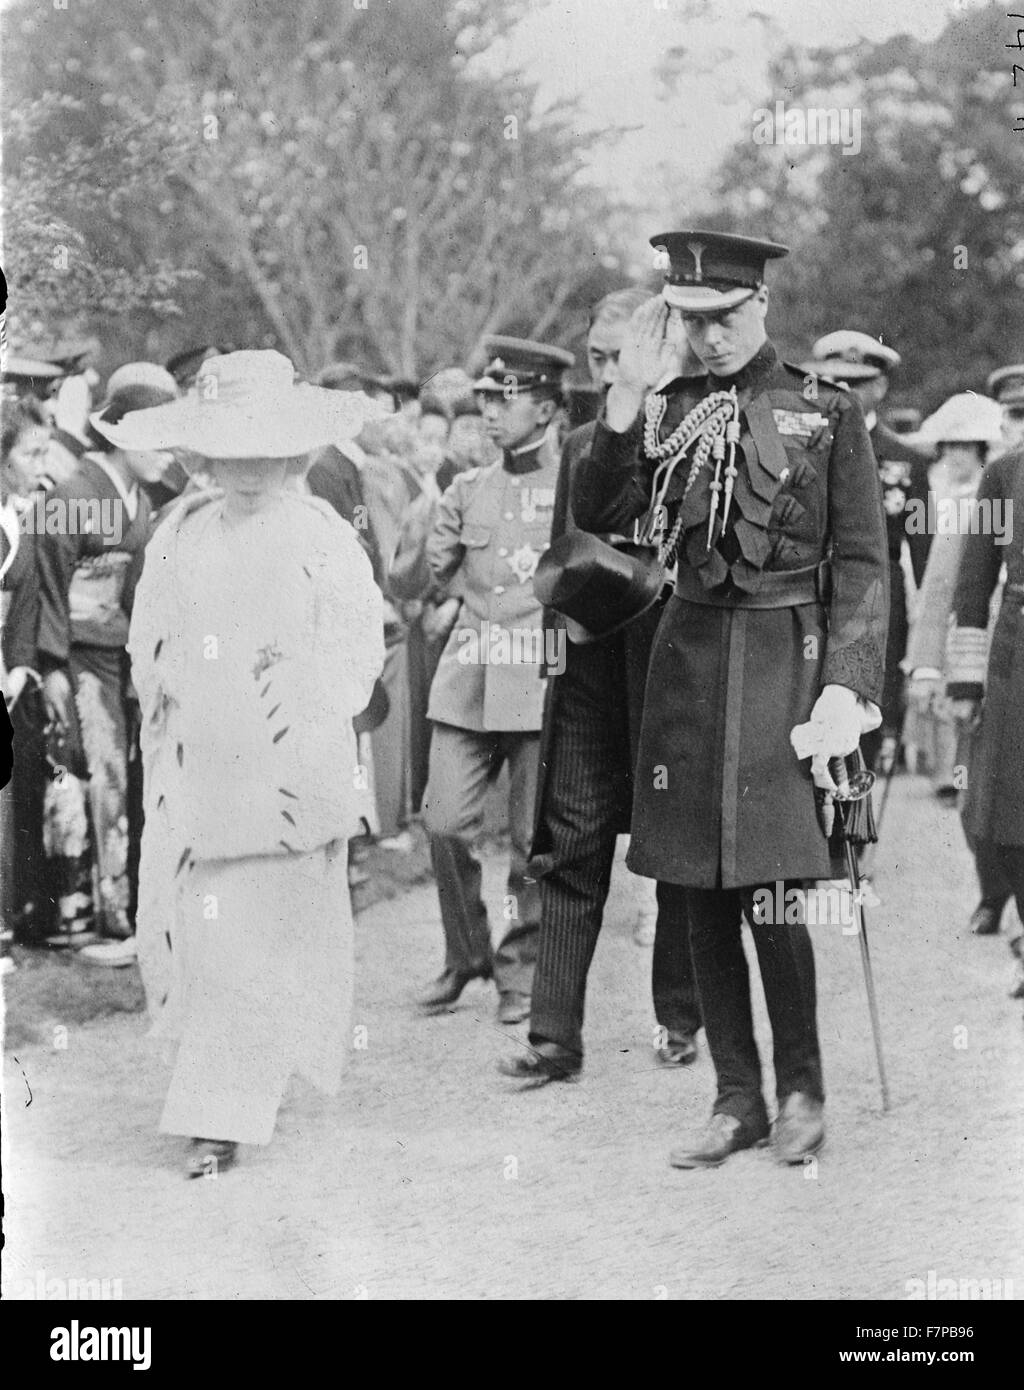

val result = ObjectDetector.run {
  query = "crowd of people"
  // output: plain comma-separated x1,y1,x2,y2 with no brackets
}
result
2,226,1023,1176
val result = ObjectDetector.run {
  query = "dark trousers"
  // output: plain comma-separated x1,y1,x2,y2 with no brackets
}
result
407,620,445,815
973,840,1014,914
977,844,1024,921
2,687,48,939
684,883,823,1131
530,652,700,1058
422,723,540,998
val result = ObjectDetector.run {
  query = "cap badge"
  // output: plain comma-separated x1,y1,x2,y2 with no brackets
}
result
686,241,707,282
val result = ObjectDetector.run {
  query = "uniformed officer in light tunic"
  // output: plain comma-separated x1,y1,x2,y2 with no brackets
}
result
418,338,574,1025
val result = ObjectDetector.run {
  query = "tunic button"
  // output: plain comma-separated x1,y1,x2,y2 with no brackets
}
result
494,585,505,594
504,511,514,520
498,547,509,557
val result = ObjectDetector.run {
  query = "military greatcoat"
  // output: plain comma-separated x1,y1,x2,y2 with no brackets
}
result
948,446,1024,846
573,341,889,889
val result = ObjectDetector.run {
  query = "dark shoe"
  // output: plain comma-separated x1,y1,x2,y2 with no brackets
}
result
496,992,531,1026
497,1042,581,1085
969,901,1003,936
656,1030,699,1067
772,1092,825,1165
668,1112,769,1169
186,1138,238,1178
415,966,491,1010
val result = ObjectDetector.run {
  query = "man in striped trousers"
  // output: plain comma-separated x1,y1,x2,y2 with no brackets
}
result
498,289,703,1085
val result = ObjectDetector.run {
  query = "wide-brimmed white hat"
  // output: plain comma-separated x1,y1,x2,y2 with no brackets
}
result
916,393,1003,446
95,350,392,459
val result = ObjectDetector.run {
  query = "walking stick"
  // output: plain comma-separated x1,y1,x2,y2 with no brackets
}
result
827,755,891,1113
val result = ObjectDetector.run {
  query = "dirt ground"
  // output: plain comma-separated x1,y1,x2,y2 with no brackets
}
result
2,774,1022,1301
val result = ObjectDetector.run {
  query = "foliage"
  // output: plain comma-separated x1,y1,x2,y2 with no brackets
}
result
685,2,1024,408
2,0,625,377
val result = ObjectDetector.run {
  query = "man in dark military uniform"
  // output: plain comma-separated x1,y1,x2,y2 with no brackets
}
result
574,232,889,1167
803,331,933,773
987,364,1024,454
497,288,705,1086
417,338,573,1025
947,443,1024,941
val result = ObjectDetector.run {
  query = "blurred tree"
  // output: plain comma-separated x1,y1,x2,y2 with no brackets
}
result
683,2,1024,410
2,91,197,350
2,0,624,378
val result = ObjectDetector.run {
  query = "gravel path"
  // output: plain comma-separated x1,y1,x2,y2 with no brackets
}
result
3,774,1022,1301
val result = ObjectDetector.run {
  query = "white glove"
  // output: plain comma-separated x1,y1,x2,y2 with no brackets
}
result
790,684,879,792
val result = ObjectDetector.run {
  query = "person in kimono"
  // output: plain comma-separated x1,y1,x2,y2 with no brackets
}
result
35,363,179,960
117,349,385,1176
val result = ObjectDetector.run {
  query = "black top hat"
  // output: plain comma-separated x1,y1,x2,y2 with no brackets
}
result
651,230,789,313
534,532,666,644
473,336,575,395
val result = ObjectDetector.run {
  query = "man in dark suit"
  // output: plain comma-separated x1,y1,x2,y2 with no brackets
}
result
305,362,392,587
497,288,705,1086
573,233,889,1167
803,331,933,773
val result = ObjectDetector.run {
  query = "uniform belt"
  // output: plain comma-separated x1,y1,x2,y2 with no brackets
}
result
673,561,829,609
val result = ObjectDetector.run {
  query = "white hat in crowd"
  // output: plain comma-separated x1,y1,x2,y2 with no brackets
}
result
916,392,1004,446
94,350,391,459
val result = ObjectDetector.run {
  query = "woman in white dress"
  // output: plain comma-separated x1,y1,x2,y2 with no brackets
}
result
109,350,386,1176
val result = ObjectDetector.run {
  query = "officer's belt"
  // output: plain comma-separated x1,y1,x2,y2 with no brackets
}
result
673,561,830,609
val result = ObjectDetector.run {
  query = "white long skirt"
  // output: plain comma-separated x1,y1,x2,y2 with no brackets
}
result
158,840,352,1146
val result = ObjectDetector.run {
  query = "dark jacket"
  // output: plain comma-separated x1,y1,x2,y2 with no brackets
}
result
530,422,663,865
573,340,889,888
35,456,152,670
870,418,933,582
948,446,1024,845
306,444,385,588
2,523,40,673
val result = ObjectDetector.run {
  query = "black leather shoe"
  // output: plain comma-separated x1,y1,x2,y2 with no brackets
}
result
186,1137,238,1178
415,967,491,1010
668,1112,769,1169
656,1030,699,1066
497,1043,581,1084
968,901,1003,936
772,1092,825,1165
496,992,531,1026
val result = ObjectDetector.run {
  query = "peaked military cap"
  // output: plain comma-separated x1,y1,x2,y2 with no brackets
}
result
803,330,901,383
650,230,789,312
986,363,1024,405
473,336,575,394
